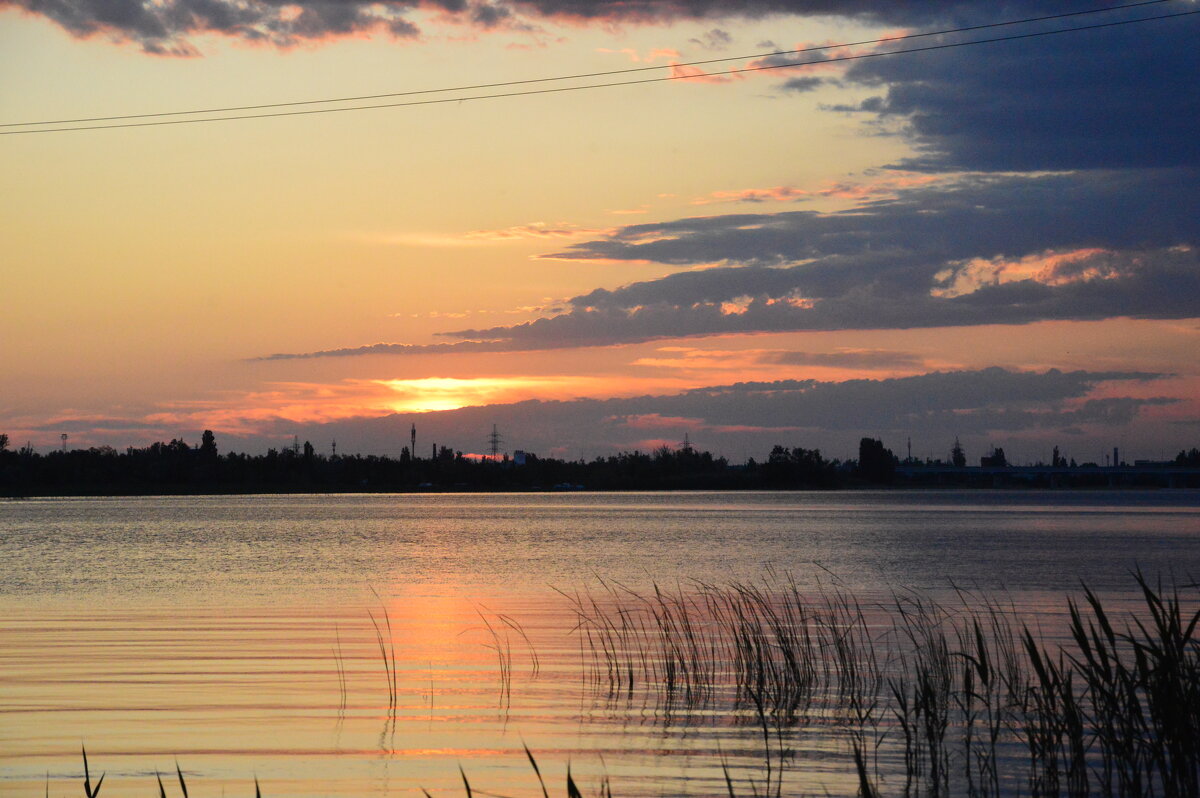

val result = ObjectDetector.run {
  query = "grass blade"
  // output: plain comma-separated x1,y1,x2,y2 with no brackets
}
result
523,742,550,798
176,761,189,798
566,763,584,798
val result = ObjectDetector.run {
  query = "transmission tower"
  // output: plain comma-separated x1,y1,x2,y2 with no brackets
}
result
487,425,503,461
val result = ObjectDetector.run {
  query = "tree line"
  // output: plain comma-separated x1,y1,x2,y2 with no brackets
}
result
1,432,1196,497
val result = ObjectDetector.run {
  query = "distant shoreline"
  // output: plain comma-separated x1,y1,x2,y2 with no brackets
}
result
4,434,1198,497
5,481,1200,500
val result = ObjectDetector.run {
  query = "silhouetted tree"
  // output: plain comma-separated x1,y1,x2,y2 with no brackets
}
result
200,430,218,460
1177,448,1200,466
981,447,1008,467
858,438,897,484
951,437,966,468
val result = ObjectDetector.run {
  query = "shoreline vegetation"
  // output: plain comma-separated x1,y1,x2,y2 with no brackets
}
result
46,574,1199,797
2,431,1199,497
559,573,1200,798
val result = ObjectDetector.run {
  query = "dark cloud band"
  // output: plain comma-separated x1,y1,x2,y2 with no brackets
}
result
260,168,1200,360
6,0,1176,54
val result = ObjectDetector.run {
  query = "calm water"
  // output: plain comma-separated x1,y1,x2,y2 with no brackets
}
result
2,490,1199,796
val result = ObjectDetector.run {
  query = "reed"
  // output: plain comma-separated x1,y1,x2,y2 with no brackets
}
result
81,747,103,798
475,607,515,708
333,622,348,714
367,600,399,717
470,606,540,709
563,574,1200,798
67,752,259,797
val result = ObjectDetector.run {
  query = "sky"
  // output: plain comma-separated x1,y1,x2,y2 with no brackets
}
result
1,0,1198,464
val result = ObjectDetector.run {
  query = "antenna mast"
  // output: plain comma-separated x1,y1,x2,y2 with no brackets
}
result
487,425,502,461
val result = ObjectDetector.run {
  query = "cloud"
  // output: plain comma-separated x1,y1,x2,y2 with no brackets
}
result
222,368,1180,460
256,340,522,361
620,413,707,429
407,170,1200,351
836,9,1200,172
464,221,612,241
630,345,926,372
595,46,679,62
780,76,823,92
263,170,1200,360
551,171,1200,269
5,0,438,53
30,416,169,433
20,368,1192,463
438,245,1199,349
691,186,809,205
747,38,878,74
15,0,1194,61
690,173,941,205
0,0,773,52
471,2,511,28
669,61,744,84
762,348,925,370
499,1,1091,28
689,28,732,50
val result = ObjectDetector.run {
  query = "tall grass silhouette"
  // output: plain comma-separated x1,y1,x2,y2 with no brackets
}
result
561,572,1199,797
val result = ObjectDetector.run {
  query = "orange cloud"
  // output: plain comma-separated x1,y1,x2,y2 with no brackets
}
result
747,33,909,76
629,437,685,450
931,248,1113,299
691,173,943,206
669,62,744,84
464,222,612,241
692,186,808,205
815,172,942,200
596,46,679,62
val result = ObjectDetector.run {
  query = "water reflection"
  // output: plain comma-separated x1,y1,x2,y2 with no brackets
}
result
2,491,1198,796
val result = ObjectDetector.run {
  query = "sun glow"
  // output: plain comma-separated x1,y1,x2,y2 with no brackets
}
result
374,375,655,413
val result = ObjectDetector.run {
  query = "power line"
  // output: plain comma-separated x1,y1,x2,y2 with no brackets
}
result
1,0,1181,130
3,6,1196,136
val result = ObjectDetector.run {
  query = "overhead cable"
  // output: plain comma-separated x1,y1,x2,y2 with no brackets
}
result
2,4,1196,136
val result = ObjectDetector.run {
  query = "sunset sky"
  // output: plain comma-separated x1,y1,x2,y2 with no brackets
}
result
2,0,1198,463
